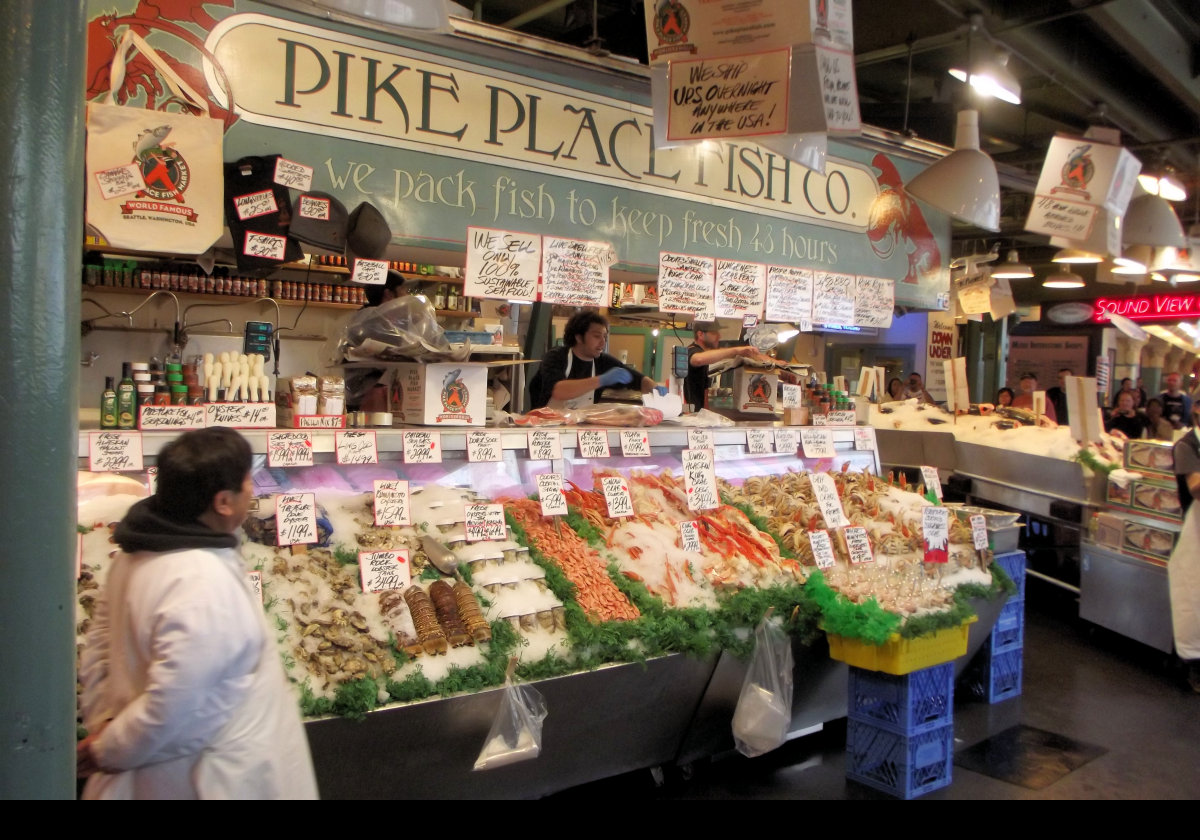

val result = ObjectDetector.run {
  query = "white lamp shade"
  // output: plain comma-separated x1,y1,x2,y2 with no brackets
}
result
991,250,1034,279
1042,271,1085,289
904,111,1000,232
1123,194,1186,248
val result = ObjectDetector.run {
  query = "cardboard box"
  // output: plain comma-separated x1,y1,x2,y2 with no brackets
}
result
1093,512,1125,550
731,367,778,414
1129,478,1183,522
388,362,489,426
1121,519,1177,564
1124,439,1175,478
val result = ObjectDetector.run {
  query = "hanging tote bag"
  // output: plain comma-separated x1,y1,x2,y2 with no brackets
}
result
85,31,224,254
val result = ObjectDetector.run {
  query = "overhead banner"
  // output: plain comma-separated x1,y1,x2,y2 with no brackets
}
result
644,0,854,63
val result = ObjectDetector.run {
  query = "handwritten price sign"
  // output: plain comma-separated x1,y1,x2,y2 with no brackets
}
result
920,466,943,500
780,383,803,408
464,226,540,302
351,258,389,285
746,428,772,454
467,430,503,462
94,163,145,200
923,506,950,563
403,431,441,464
267,431,314,468
275,493,318,546
246,570,263,605
528,430,562,461
88,432,144,473
373,479,410,527
233,189,278,221
335,430,378,465
601,475,634,518
800,427,836,458
619,430,651,457
679,520,701,553
970,514,989,551
774,428,798,455
682,448,719,511
244,231,287,261
274,157,314,192
536,473,568,517
687,428,714,450
809,472,849,528
853,427,877,451
843,526,874,564
577,429,610,459
359,549,410,593
296,193,331,221
465,503,507,542
809,529,836,570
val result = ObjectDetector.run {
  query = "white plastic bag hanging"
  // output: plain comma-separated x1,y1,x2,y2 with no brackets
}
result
732,608,794,757
473,659,548,771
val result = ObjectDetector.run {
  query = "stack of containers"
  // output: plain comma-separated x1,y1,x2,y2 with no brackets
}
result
964,550,1026,703
845,662,955,798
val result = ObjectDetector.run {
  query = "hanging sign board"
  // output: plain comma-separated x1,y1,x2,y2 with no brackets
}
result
765,265,813,323
658,252,715,319
464,227,541,302
854,276,894,328
666,49,792,142
542,236,611,307
714,260,766,320
812,271,856,326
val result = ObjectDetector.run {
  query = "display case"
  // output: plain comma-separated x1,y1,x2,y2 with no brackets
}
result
78,424,889,798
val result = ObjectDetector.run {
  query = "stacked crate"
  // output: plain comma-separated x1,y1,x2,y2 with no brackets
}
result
845,662,955,798
963,550,1026,703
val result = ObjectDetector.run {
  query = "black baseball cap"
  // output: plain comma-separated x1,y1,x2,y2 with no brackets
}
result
344,201,392,261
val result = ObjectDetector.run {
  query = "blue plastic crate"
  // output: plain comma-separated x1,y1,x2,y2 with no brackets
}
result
989,599,1025,654
848,663,954,735
994,550,1027,600
846,719,954,799
961,645,1023,704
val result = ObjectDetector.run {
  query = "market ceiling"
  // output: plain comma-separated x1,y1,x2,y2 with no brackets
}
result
470,0,1200,302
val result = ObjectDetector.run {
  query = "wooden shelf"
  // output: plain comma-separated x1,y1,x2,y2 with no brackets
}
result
81,284,361,311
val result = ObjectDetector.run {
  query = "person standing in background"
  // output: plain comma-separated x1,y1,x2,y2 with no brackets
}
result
1105,391,1147,439
886,377,905,401
77,428,318,799
1046,368,1071,425
996,387,1014,407
901,372,934,403
1160,371,1193,429
1144,398,1175,441
684,320,774,410
529,311,663,410
1012,372,1057,422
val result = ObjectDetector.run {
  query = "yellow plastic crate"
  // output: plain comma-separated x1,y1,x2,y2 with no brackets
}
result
827,618,976,675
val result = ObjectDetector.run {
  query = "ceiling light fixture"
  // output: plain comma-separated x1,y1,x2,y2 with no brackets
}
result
1137,168,1187,202
1042,271,1086,289
990,249,1034,279
1111,255,1148,275
904,110,1000,231
949,50,1021,105
1051,248,1103,264
1124,193,1187,248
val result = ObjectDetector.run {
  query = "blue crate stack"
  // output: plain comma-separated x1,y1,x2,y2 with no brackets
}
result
963,550,1026,703
845,663,955,798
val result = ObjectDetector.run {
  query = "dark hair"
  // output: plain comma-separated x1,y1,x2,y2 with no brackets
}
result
1146,397,1164,411
364,270,407,307
997,387,1015,403
1019,371,1037,381
564,311,608,347
155,428,252,521
887,377,903,393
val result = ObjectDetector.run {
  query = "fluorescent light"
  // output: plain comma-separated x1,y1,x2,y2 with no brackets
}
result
1042,271,1085,289
1137,171,1187,202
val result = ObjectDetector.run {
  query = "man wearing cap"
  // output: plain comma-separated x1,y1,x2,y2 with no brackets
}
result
530,311,662,410
684,321,773,411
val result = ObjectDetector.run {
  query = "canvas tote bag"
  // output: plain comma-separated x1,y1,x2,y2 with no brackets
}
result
86,31,223,254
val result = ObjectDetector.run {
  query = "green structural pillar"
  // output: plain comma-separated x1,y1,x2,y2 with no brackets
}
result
0,2,87,798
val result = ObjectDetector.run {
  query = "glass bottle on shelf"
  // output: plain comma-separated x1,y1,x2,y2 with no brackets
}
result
446,284,458,311
433,284,447,310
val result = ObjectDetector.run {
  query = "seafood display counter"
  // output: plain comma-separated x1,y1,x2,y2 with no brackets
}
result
78,424,888,798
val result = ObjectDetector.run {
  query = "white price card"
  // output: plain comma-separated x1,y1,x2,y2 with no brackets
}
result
275,493,318,546
467,430,503,462
403,430,442,463
294,414,346,430
465,503,507,542
853,427,877,451
88,431,144,472
205,402,276,428
94,162,145,199
780,383,803,408
827,410,857,426
359,549,410,593
679,520,702,553
577,429,611,458
809,529,837,570
274,157,313,191
536,473,569,516
373,479,411,527
233,189,278,220
922,506,950,563
746,428,773,454
146,466,158,495
138,404,205,430
682,448,720,511
809,472,849,528
528,430,562,461
843,526,874,564
800,427,837,458
601,475,634,518
920,466,943,500
620,430,651,457
336,430,378,465
244,231,287,261
296,192,332,220
246,570,263,605
774,428,798,455
687,428,714,450
970,514,989,551
352,258,389,285
268,431,314,468
812,413,830,426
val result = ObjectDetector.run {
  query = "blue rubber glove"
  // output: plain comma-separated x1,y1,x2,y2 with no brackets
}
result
654,385,669,396
598,366,634,388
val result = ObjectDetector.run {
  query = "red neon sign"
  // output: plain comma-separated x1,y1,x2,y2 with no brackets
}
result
1092,294,1200,323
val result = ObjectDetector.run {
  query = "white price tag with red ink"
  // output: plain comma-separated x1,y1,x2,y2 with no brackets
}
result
843,526,874,564
970,514,989,551
465,503,507,541
403,430,441,463
352,258,389,285
274,157,314,192
335,430,378,465
536,473,569,516
601,475,634,518
920,465,942,499
577,429,610,458
467,430,502,462
373,480,411,527
853,427,877,451
359,549,410,593
275,493,318,546
679,520,702,553
620,430,651,457
528,430,562,460
244,231,287,261
233,189,278,220
268,431,314,467
682,448,719,511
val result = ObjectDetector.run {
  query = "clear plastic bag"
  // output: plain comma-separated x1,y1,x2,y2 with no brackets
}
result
732,611,794,758
472,669,548,771
336,295,469,363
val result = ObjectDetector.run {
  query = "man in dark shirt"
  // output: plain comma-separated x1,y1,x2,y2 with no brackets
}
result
529,311,660,409
1046,368,1071,425
683,321,773,410
1160,371,1193,429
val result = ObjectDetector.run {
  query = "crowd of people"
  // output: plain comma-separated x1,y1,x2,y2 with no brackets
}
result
1102,372,1194,441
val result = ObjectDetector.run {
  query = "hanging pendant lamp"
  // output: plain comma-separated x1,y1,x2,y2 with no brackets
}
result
1123,194,1186,248
904,110,1000,232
